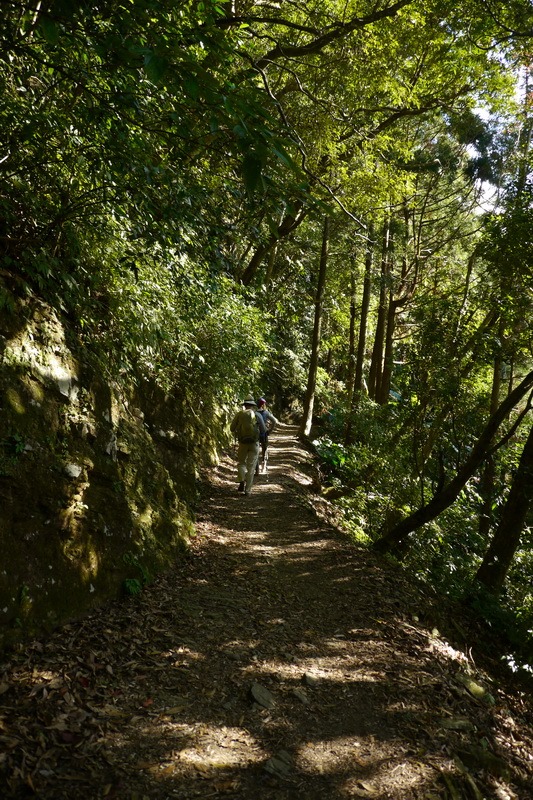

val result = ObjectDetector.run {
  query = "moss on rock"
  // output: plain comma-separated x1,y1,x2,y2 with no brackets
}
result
0,296,205,650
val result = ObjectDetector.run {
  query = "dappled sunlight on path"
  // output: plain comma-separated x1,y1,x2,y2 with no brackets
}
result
0,424,531,799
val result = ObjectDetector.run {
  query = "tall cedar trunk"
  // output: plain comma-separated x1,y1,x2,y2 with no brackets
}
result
346,267,357,411
373,370,533,554
300,216,329,437
475,423,533,592
378,290,396,404
354,225,373,398
379,202,416,406
345,228,373,445
368,217,390,400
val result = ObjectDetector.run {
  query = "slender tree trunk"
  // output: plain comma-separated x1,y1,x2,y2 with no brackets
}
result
373,370,533,554
346,266,357,411
345,228,373,445
300,216,329,437
368,217,390,400
378,216,398,405
475,423,533,593
354,225,373,399
378,291,396,404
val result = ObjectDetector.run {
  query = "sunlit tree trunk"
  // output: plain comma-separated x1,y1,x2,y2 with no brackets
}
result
300,216,329,437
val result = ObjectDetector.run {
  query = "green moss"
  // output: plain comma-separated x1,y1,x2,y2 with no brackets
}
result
0,297,220,651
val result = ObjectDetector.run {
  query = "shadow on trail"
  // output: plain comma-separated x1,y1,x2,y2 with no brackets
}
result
1,426,530,799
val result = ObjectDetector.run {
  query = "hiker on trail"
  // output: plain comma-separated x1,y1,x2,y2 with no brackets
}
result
230,395,266,496
256,397,278,474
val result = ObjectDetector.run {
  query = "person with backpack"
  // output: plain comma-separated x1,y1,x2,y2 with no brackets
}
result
230,396,266,496
256,397,278,474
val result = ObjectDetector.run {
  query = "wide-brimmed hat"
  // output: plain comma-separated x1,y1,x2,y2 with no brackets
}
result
242,395,257,406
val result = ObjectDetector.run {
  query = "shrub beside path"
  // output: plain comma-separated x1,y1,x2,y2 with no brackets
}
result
0,423,532,798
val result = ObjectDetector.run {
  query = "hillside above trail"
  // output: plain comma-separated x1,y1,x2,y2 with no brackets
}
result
1,424,532,799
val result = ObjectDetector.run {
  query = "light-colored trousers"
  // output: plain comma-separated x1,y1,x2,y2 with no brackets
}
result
237,441,259,493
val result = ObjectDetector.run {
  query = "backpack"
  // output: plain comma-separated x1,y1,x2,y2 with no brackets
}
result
236,408,259,443
258,409,268,442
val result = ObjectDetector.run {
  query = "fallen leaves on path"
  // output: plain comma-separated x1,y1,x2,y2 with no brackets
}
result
0,426,532,799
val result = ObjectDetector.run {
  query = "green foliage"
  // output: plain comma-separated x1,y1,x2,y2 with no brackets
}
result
312,397,418,541
123,578,144,597
1,0,532,663
3,433,26,457
122,552,151,597
0,432,27,476
314,437,348,472
468,583,533,670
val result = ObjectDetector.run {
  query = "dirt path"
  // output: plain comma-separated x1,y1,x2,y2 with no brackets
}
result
1,424,532,799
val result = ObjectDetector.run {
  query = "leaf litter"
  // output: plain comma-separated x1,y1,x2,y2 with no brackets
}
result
0,425,532,799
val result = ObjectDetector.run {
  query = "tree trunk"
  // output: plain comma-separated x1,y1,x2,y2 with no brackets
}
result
368,217,390,400
378,289,396,405
300,216,329,437
354,225,373,399
345,228,373,445
373,369,533,554
475,423,533,593
345,266,357,411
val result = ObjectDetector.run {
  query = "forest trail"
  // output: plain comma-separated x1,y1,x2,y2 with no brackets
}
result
1,424,532,799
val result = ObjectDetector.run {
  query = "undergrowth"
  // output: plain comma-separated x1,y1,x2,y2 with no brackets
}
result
311,404,533,674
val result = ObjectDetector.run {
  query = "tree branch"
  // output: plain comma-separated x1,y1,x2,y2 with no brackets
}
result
246,0,414,69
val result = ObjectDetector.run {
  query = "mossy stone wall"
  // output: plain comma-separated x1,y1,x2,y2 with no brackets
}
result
0,296,215,649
